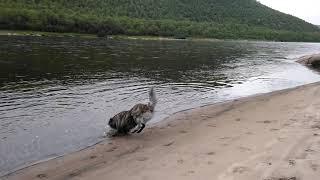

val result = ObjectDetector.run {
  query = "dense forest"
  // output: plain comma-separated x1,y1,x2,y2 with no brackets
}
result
1,0,320,42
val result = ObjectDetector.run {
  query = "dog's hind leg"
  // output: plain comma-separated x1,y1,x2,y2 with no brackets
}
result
137,123,145,133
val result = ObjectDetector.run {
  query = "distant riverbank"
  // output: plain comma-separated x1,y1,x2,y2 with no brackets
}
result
0,30,311,43
0,30,232,42
0,30,97,38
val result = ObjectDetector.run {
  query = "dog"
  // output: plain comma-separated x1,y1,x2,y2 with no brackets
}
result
108,111,137,135
108,87,157,135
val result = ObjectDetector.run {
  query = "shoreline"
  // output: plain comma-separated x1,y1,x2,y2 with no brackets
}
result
0,30,287,43
4,81,320,180
0,30,236,42
3,29,320,43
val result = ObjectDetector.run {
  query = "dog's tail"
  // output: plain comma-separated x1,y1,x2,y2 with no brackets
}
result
148,87,157,109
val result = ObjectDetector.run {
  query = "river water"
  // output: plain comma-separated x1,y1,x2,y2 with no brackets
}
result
1,36,320,176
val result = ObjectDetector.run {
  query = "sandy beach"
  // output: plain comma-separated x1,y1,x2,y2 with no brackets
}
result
4,82,320,180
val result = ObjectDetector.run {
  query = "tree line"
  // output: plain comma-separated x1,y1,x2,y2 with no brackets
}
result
1,0,320,42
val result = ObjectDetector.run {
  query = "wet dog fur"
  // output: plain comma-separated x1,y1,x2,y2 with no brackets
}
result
108,111,137,135
108,87,157,136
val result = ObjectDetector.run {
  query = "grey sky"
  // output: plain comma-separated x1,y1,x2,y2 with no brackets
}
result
259,0,320,25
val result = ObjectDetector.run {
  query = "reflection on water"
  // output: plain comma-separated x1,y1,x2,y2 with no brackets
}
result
1,36,320,176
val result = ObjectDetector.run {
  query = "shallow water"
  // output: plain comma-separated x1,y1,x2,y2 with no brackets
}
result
1,36,320,176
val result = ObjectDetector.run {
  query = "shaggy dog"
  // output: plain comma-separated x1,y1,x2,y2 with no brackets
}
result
108,87,157,136
108,111,137,135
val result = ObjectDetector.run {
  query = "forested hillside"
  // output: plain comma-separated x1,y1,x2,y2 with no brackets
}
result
1,0,320,42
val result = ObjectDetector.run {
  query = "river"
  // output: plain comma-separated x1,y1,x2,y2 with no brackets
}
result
1,36,320,176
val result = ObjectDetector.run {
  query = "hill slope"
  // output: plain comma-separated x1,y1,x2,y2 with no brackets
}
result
1,0,320,41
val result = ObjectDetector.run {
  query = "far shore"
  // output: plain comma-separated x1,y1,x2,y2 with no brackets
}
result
0,29,229,42
0,30,293,43
0,30,98,39
4,82,320,180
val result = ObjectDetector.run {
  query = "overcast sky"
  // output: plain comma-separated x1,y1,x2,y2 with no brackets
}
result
258,0,320,25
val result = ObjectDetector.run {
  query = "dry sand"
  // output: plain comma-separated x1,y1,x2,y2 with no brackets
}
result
4,82,320,180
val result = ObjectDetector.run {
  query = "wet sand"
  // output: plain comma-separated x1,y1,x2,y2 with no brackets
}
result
4,82,320,180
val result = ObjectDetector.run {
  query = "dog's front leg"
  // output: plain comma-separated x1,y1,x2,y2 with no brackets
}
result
137,123,146,133
131,124,141,133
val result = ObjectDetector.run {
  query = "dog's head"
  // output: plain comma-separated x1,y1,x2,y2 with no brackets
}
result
141,111,153,122
108,118,116,129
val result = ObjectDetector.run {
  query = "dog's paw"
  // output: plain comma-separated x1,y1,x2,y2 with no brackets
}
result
130,128,139,134
105,129,118,137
